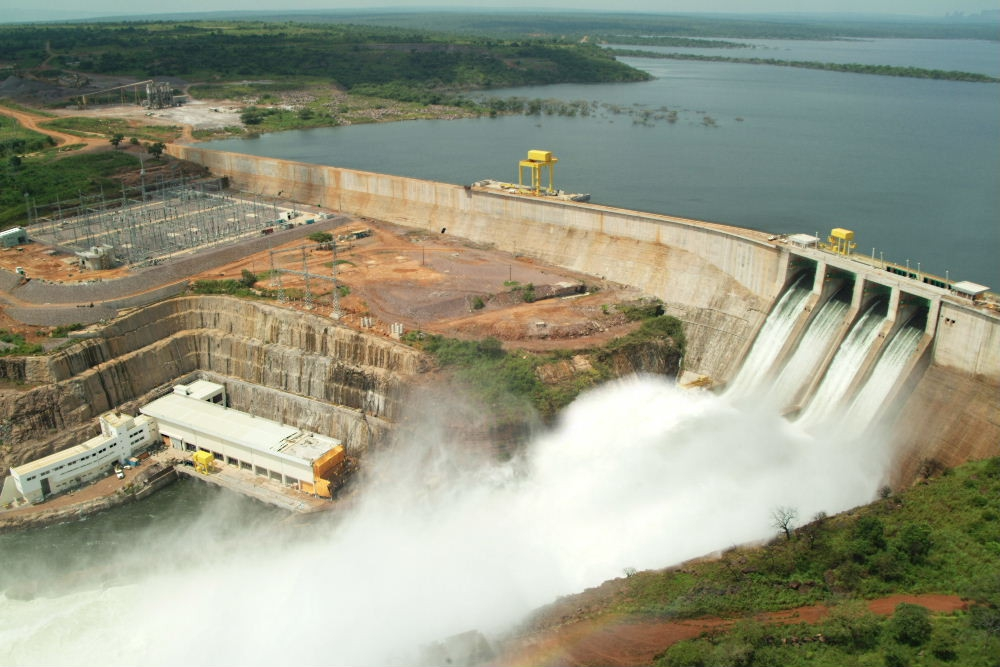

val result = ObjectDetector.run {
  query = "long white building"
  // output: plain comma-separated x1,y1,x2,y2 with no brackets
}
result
1,412,159,505
140,381,345,498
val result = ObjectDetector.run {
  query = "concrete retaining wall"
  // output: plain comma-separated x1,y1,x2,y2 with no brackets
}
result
934,301,1000,381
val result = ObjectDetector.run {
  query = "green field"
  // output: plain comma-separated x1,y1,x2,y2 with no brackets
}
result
0,115,54,158
39,117,182,143
0,151,139,228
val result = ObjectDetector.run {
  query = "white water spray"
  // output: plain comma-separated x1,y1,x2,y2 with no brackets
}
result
0,373,896,667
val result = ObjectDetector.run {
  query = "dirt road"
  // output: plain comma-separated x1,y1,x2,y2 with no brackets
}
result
497,594,968,667
0,106,105,151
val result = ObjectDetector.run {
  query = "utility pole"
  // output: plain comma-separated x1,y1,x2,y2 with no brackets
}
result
331,240,341,319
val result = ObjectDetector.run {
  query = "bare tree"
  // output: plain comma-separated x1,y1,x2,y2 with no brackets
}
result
771,505,799,541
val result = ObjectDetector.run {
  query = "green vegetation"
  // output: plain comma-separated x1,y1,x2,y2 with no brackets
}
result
49,323,84,338
190,269,260,297
595,456,1000,666
600,315,686,359
402,309,684,420
601,36,748,49
39,117,182,143
616,299,665,321
0,115,55,158
189,279,257,297
312,11,1000,42
0,21,649,106
611,50,1000,83
401,334,542,420
307,231,334,244
0,330,43,356
0,151,138,228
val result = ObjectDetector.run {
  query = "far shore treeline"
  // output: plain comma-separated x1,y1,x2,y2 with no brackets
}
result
608,49,1000,83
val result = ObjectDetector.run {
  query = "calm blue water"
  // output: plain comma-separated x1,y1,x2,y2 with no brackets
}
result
209,40,1000,287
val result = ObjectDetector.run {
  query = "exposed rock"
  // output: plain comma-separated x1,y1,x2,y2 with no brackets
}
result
0,296,425,477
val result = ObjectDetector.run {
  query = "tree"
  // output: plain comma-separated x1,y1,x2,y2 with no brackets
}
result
109,133,125,149
896,522,932,564
770,506,798,541
148,142,166,159
241,106,265,125
307,231,333,244
239,268,257,288
887,603,932,646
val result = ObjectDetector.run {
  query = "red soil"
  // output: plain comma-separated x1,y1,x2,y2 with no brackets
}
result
496,594,966,667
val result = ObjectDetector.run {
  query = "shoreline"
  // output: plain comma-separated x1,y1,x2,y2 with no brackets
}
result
0,456,180,534
0,445,339,534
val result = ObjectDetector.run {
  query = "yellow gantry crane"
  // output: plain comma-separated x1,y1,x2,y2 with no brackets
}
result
518,150,559,196
827,228,857,256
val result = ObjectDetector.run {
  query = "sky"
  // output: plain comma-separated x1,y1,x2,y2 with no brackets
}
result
2,0,998,23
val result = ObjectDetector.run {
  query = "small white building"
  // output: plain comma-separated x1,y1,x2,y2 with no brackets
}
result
173,379,226,405
0,226,28,248
76,244,115,271
951,281,991,302
140,381,345,498
1,412,159,505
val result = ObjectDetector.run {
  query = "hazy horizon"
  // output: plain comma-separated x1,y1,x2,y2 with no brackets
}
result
2,1,999,24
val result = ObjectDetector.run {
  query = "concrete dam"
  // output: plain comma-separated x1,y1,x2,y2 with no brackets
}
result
163,145,1000,480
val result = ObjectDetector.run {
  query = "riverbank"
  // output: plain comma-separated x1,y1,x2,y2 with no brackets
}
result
0,449,180,534
0,443,338,534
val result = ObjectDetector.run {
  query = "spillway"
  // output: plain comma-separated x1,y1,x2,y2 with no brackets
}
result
766,295,850,411
725,276,811,398
846,325,925,429
796,303,887,429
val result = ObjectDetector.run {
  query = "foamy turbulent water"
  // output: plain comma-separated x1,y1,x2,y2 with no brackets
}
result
0,374,896,666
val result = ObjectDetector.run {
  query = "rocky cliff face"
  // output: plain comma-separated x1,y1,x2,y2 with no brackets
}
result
0,296,425,474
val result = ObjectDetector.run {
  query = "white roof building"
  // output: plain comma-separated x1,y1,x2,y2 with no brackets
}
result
951,281,991,298
1,412,158,505
140,382,344,498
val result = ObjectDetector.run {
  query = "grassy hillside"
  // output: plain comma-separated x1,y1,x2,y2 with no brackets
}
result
0,150,139,228
530,456,1000,666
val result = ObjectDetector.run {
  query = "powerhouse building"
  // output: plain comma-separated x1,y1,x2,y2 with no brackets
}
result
2,412,159,505
140,381,345,498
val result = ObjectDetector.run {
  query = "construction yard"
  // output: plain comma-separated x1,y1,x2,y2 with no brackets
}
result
1,199,646,350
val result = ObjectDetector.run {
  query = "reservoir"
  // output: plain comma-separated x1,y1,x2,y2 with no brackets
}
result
209,39,1000,287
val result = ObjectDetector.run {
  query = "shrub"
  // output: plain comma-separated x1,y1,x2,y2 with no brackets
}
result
239,268,258,288
887,603,932,646
617,299,664,321
852,516,887,559
660,639,711,667
929,626,959,661
308,231,334,244
472,296,485,310
50,323,84,337
821,600,882,650
896,522,932,564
